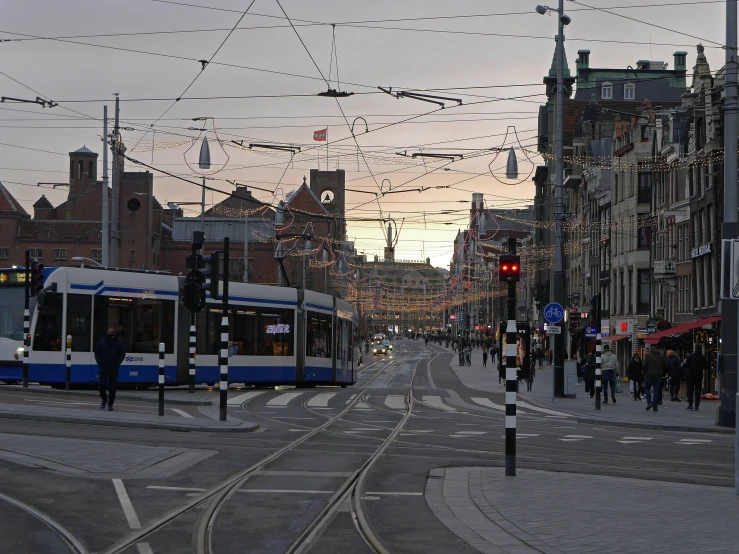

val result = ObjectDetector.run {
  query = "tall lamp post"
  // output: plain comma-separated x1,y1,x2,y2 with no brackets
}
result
537,2,571,397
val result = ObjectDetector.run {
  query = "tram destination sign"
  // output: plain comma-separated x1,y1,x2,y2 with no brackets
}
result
0,269,27,286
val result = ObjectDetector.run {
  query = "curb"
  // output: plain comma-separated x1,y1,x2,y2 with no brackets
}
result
0,386,213,406
0,410,259,433
522,395,735,435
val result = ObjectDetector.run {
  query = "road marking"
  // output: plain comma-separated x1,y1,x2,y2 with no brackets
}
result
289,429,305,432
471,397,526,413
559,434,593,442
346,394,357,404
517,401,571,417
226,391,263,406
499,433,540,438
307,392,337,407
678,438,712,444
453,431,486,435
113,479,141,530
354,401,373,410
137,544,154,554
364,492,423,496
384,395,406,410
169,408,193,418
422,395,456,411
267,392,304,406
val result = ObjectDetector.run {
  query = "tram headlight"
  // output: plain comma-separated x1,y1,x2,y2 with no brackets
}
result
16,346,24,353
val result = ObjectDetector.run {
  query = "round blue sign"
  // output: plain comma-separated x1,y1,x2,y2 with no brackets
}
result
543,302,565,324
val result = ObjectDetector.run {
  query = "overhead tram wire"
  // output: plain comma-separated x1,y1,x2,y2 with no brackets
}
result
129,0,257,152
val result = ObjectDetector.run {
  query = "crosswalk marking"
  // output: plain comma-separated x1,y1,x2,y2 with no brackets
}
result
385,395,406,410
516,400,571,418
471,397,528,414
307,392,337,407
422,395,456,411
226,391,263,406
678,438,712,445
267,392,304,406
346,394,357,405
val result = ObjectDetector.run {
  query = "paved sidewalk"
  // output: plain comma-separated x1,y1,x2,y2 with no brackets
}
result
426,466,739,554
0,383,215,405
436,344,733,434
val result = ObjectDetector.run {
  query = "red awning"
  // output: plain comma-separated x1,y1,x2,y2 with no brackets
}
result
643,316,721,344
601,335,630,342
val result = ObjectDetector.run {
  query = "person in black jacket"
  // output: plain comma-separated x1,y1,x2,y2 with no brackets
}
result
684,344,707,411
667,351,683,402
584,352,596,397
95,328,126,411
626,354,644,401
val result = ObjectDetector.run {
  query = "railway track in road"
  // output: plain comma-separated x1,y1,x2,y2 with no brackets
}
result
101,352,435,554
0,492,89,554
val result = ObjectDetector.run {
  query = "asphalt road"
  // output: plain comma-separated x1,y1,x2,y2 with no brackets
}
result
0,340,733,554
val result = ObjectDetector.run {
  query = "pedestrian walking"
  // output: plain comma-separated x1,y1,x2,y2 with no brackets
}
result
600,343,618,404
576,355,584,386
95,328,126,411
523,354,534,391
643,345,668,411
667,350,683,402
684,344,707,411
498,358,505,387
482,348,488,368
626,354,644,401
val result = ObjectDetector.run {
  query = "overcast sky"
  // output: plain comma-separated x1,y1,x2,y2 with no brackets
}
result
0,0,729,267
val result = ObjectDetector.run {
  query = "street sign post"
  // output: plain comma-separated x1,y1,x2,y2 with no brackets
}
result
543,302,564,324
548,326,562,335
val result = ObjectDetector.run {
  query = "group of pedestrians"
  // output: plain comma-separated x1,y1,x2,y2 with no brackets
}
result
625,344,707,411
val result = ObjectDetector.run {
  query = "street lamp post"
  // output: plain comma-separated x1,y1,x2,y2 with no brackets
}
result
537,2,571,397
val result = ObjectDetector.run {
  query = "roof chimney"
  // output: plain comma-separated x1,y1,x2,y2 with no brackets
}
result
673,51,687,72
577,49,590,71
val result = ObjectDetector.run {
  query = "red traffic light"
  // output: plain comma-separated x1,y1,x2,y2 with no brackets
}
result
511,264,518,272
498,254,521,282
502,264,509,271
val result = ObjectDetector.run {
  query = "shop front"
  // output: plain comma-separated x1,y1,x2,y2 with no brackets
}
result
600,335,631,377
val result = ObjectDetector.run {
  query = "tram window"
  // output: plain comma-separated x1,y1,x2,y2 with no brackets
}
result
0,287,24,341
306,311,332,358
33,292,63,351
228,307,294,356
93,297,175,353
66,294,91,351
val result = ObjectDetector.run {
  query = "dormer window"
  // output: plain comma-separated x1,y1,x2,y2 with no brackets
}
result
601,82,613,100
624,83,635,100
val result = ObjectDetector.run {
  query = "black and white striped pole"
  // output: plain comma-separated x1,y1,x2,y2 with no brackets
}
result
158,342,165,416
594,294,602,410
65,335,72,391
501,237,519,477
219,237,230,422
189,319,196,393
23,249,30,388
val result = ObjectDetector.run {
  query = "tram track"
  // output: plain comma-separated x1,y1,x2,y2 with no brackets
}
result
0,492,88,554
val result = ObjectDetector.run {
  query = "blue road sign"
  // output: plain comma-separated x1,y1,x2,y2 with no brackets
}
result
543,302,565,324
585,326,597,338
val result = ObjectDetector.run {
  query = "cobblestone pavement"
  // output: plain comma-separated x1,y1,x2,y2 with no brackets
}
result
426,466,739,554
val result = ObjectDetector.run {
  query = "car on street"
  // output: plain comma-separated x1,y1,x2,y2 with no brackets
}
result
373,343,388,355
382,339,393,352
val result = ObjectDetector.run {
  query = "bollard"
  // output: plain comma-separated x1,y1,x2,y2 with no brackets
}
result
158,342,165,416
189,323,196,393
65,335,72,391
736,393,738,496
219,237,230,422
23,249,30,388
595,334,602,410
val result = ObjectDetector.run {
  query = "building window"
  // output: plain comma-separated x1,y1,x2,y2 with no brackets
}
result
620,270,625,314
637,269,650,314
88,160,94,180
638,172,651,204
708,205,714,242
130,249,136,263
91,249,102,261
65,210,72,220
624,83,635,100
601,82,613,100
678,278,683,312
77,160,83,179
641,125,650,141
0,248,8,260
28,248,43,260
638,226,652,249
613,173,618,204
53,248,68,261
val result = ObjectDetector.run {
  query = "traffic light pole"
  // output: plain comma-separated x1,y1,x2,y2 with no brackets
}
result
504,237,517,477
219,238,230,422
189,241,197,394
23,249,30,388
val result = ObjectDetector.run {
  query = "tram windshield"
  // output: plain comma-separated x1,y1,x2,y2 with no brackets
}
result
0,287,25,341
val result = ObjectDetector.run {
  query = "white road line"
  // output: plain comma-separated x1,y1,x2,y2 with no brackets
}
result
148,486,205,492
226,391,263,406
137,544,154,554
453,431,487,435
471,397,528,414
564,435,593,439
307,392,337,407
267,392,304,406
617,440,649,444
499,433,540,438
345,394,357,405
113,479,141,530
516,400,571,418
364,492,423,496
169,408,193,418
422,395,456,411
384,395,406,410
622,437,653,440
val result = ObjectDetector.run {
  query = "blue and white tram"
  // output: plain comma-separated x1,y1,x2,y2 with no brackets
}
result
24,266,358,388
